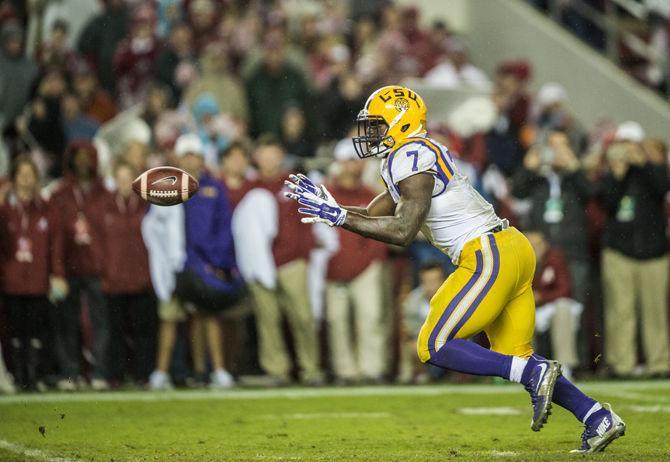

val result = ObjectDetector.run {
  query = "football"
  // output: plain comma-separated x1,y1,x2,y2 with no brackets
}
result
132,166,199,206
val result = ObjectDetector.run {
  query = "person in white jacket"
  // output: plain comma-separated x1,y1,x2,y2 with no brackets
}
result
142,202,186,390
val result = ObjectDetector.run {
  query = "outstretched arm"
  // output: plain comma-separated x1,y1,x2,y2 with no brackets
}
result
286,174,396,217
286,173,433,247
343,190,396,217
341,174,433,246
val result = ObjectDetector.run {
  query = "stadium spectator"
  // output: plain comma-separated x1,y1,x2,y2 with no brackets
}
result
112,5,162,109
531,83,585,152
173,133,242,388
324,141,388,384
22,69,67,177
398,6,439,76
235,135,322,385
36,19,75,71
511,131,594,313
189,93,235,170
143,201,185,391
0,22,37,134
186,0,220,52
494,59,532,131
122,140,149,177
306,38,351,92
77,0,129,93
141,83,172,131
526,229,581,380
61,92,99,143
318,74,366,141
49,140,112,391
156,0,183,38
245,31,311,138
219,140,251,208
598,125,670,378
645,11,670,94
0,156,53,390
485,82,527,177
70,59,118,125
183,42,248,124
423,37,490,90
398,261,445,384
280,106,314,159
155,22,197,104
102,161,156,384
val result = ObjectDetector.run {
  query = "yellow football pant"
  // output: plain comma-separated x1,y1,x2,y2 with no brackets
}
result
417,227,536,363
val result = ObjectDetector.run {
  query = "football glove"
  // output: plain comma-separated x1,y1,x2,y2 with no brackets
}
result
285,173,327,200
284,177,347,227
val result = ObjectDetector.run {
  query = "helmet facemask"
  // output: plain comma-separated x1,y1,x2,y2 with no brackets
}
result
352,110,394,159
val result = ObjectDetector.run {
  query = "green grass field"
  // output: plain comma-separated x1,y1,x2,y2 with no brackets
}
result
0,380,668,461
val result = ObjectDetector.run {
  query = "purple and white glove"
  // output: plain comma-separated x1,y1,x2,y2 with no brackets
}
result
284,175,347,227
285,174,327,199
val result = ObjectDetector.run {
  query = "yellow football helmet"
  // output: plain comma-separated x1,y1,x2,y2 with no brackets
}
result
352,85,427,158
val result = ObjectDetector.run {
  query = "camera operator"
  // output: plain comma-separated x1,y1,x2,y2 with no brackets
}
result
598,123,670,378
512,130,594,309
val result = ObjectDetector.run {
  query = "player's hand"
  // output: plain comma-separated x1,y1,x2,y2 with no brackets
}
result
285,174,327,200
285,184,347,227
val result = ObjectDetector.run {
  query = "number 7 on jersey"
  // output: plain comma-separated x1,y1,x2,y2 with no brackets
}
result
406,150,419,172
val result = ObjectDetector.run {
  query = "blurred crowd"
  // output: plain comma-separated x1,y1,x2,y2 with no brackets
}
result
529,0,670,97
0,0,669,394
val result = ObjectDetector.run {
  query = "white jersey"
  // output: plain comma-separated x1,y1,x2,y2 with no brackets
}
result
380,136,502,263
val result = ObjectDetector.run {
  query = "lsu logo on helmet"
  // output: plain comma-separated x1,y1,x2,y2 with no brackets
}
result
352,85,427,158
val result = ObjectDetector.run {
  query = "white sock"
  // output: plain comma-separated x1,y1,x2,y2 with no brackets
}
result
582,402,602,424
508,356,528,383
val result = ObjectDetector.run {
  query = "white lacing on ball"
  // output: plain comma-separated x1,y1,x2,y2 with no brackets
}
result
149,190,179,198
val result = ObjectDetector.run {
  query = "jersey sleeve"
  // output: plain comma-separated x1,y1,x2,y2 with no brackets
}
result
388,142,438,186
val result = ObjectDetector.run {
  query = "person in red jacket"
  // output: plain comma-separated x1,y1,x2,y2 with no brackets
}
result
325,141,388,383
102,161,156,384
112,6,162,109
526,229,581,380
0,156,55,390
244,134,322,385
49,140,111,391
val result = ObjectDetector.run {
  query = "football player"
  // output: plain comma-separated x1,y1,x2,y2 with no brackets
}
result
285,86,625,453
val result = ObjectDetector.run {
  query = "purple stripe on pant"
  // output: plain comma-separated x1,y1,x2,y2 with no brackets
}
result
447,234,501,341
427,249,483,356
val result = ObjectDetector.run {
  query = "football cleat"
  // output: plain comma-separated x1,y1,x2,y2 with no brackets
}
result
524,358,562,432
570,403,626,453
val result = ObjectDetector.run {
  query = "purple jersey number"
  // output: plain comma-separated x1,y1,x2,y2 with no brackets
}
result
406,150,419,172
